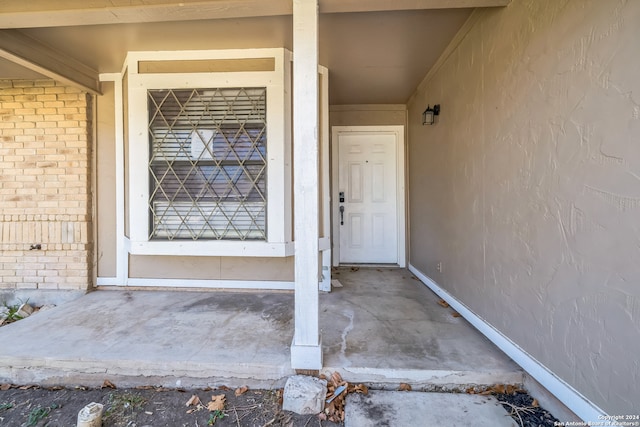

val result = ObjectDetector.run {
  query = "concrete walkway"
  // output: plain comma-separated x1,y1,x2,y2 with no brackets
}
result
322,268,521,389
0,268,521,389
345,391,518,427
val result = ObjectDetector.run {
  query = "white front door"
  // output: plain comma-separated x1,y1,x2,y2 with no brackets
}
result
335,128,402,264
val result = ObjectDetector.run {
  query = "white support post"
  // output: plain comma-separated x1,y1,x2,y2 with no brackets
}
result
98,72,128,287
291,0,322,370
319,66,332,293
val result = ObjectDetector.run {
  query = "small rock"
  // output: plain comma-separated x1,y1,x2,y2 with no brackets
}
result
16,303,34,318
282,375,327,415
77,402,104,427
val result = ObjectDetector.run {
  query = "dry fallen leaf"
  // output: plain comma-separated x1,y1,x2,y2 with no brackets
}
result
325,400,336,415
451,311,461,318
437,299,450,308
186,408,196,414
506,385,522,394
19,385,36,390
330,371,344,388
217,385,230,391
492,384,506,394
101,379,116,389
323,372,370,423
398,383,412,391
186,394,200,407
466,387,476,394
234,386,248,396
207,394,226,412
351,384,368,395
0,384,11,391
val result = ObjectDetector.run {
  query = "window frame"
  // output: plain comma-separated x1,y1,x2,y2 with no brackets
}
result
125,49,293,257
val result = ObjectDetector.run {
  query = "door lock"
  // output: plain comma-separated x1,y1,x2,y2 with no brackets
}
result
339,205,345,225
339,191,345,203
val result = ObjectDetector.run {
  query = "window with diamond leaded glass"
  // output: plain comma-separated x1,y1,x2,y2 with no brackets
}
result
148,88,267,241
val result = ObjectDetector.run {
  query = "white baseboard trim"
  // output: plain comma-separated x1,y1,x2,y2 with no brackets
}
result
408,264,606,422
97,277,295,290
96,277,121,286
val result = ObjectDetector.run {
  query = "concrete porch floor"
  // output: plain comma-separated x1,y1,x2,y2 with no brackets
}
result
0,268,522,389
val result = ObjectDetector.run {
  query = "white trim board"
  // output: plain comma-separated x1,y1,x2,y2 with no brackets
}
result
98,73,127,285
408,264,606,422
128,241,295,257
125,48,293,256
97,277,294,290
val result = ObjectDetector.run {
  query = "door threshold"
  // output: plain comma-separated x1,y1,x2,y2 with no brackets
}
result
337,263,401,268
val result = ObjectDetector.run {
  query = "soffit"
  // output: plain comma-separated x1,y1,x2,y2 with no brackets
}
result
0,9,472,104
0,0,505,27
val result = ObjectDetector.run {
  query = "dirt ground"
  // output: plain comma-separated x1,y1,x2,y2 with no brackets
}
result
0,383,562,427
0,384,342,427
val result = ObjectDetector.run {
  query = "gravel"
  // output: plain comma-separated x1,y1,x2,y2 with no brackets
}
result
495,391,560,427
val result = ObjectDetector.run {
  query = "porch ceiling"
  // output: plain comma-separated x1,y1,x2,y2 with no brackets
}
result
0,2,499,104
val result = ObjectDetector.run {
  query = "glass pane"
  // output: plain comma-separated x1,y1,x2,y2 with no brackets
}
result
148,88,267,240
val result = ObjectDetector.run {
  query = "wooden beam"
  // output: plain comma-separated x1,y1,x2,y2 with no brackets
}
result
0,0,510,28
0,30,100,94
291,0,322,370
320,0,511,13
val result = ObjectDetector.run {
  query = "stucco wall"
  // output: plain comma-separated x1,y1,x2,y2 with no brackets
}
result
329,104,406,127
96,81,117,277
408,0,639,415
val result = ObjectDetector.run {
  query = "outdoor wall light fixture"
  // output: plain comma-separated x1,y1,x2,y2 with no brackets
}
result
422,104,440,125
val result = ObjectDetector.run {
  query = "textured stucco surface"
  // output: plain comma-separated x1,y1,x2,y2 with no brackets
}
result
96,81,117,277
408,0,640,415
329,104,407,127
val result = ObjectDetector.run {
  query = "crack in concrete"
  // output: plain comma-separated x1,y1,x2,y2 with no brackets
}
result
339,309,355,368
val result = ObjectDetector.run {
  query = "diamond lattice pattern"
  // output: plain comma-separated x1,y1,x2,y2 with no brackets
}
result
148,88,267,240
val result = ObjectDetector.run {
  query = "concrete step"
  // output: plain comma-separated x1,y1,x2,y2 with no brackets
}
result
323,366,523,392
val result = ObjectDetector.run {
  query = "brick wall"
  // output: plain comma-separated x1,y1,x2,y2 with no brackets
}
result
0,79,92,292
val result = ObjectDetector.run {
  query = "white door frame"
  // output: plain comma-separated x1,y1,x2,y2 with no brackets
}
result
331,125,406,267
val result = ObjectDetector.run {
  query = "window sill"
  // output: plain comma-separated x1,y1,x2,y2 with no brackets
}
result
129,240,294,257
